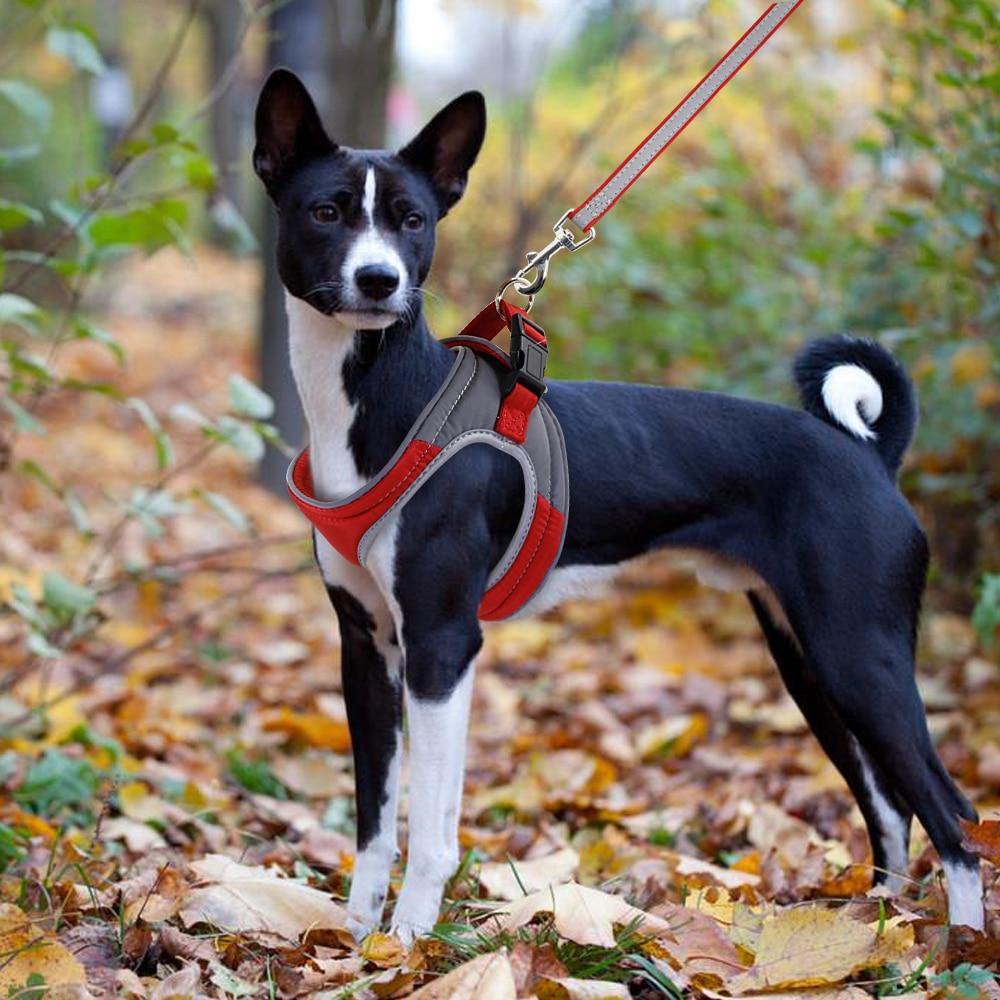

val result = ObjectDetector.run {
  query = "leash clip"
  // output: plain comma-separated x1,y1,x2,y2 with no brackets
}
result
496,211,597,313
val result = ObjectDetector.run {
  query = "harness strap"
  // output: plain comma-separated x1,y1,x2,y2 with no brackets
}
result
446,301,549,446
287,314,569,623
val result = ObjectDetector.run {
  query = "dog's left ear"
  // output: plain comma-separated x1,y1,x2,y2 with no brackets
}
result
399,91,486,217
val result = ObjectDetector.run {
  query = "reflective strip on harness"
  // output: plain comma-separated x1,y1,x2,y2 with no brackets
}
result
286,318,569,622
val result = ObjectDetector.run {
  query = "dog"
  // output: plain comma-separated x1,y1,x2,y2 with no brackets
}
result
252,69,983,942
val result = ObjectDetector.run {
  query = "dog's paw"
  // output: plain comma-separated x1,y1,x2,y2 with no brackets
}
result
388,919,428,949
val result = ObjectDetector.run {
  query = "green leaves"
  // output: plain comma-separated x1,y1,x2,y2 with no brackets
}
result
128,398,174,470
88,199,189,254
41,572,97,625
0,79,52,162
0,294,44,334
14,749,101,820
228,374,275,420
44,27,107,76
7,572,100,659
0,199,42,233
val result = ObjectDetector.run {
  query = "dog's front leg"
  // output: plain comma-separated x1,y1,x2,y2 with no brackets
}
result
317,538,403,940
392,662,476,943
365,512,485,945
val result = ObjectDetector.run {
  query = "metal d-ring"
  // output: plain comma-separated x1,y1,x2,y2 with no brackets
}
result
496,210,597,316
496,277,535,315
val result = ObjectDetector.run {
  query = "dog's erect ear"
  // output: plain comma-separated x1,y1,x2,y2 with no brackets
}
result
398,91,486,216
253,68,336,193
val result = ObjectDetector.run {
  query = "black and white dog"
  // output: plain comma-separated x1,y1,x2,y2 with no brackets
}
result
252,69,983,941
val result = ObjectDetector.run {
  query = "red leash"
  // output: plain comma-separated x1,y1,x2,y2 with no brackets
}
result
497,1,806,315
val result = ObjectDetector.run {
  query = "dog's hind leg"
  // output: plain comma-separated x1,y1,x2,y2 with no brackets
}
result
749,592,912,891
318,538,403,940
802,612,982,929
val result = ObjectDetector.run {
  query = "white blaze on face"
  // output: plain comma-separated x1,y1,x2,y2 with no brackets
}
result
340,165,407,325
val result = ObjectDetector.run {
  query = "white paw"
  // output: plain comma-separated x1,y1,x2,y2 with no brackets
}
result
389,920,422,949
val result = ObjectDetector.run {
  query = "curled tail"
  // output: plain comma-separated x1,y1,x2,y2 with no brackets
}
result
794,335,917,477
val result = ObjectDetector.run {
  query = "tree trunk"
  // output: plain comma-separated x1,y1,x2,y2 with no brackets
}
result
204,0,247,228
257,0,397,494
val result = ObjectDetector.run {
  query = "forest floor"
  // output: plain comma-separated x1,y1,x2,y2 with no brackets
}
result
0,249,998,998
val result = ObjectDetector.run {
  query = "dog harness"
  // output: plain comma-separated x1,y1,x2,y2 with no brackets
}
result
287,303,569,621
287,2,806,621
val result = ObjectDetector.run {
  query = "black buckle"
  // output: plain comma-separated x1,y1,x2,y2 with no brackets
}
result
503,313,548,396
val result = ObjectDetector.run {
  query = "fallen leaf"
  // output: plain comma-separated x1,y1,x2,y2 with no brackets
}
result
101,816,167,851
492,881,674,948
726,906,897,993
478,847,579,900
508,940,569,995
361,931,408,967
178,853,347,940
149,962,200,1000
674,853,761,889
0,902,87,991
961,819,1000,865
408,949,516,998
261,706,352,751
648,898,744,983
535,977,631,999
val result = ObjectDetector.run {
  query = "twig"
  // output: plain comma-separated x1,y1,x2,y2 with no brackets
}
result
82,439,219,586
0,563,308,735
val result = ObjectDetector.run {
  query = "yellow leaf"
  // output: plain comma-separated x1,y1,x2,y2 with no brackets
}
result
637,713,709,760
260,707,351,751
478,848,579,901
951,343,993,385
491,882,673,948
408,949,516,999
179,854,347,940
726,906,879,993
361,931,408,968
0,903,86,991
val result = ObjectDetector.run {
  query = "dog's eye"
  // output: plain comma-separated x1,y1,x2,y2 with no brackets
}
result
311,203,340,224
402,211,424,232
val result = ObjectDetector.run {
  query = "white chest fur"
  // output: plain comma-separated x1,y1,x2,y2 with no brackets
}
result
285,293,367,501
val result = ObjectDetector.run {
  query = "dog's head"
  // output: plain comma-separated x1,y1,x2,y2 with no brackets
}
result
253,69,485,329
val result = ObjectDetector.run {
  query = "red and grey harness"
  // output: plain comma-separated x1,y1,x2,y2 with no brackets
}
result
288,303,569,621
287,2,804,621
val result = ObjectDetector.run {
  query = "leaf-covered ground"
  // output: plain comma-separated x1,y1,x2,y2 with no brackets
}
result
1,250,998,998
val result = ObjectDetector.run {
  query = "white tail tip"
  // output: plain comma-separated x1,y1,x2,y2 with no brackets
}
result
821,364,883,441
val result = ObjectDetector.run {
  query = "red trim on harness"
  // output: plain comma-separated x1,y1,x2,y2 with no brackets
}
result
457,301,547,347
478,494,565,621
288,440,442,564
494,381,538,445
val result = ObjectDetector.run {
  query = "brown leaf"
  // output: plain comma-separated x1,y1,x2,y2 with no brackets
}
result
508,940,569,995
492,882,674,948
647,899,744,984
178,853,347,940
478,847,579,901
149,962,200,1000
408,949,516,999
961,819,1000,865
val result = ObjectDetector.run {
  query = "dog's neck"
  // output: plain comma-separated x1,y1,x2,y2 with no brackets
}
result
285,292,452,501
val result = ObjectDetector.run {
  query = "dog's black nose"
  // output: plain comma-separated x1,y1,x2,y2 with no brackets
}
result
355,264,399,301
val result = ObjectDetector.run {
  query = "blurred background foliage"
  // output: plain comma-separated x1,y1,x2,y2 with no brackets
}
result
0,0,997,635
